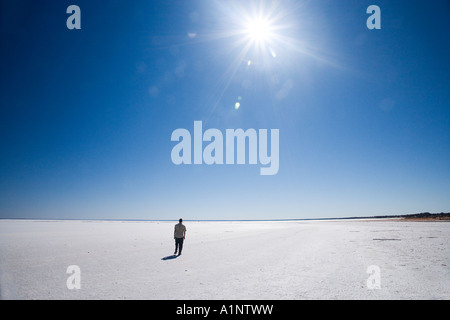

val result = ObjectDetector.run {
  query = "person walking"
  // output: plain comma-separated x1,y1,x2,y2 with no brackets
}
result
174,218,186,256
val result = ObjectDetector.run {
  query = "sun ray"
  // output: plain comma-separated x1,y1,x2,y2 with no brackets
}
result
188,0,343,122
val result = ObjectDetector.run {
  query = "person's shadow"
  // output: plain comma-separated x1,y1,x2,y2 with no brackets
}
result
161,254,179,261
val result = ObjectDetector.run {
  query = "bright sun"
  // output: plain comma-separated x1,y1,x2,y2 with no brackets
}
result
246,18,273,43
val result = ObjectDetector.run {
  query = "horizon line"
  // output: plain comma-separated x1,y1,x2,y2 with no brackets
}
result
1,212,448,222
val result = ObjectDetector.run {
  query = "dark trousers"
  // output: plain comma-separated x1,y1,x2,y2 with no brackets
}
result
175,237,184,254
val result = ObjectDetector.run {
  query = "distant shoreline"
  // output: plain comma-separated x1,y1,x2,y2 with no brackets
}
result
1,212,448,222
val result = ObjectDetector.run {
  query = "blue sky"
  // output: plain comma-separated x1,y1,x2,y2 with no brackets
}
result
1,0,449,220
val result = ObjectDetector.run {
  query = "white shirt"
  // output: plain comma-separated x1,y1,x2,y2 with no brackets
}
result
174,223,186,238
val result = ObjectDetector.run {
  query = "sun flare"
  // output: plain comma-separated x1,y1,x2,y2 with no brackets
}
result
246,18,273,42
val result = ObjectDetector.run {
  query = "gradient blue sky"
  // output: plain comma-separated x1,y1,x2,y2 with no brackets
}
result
1,0,449,220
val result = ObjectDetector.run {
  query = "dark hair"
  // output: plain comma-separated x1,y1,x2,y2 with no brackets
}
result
179,218,183,223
